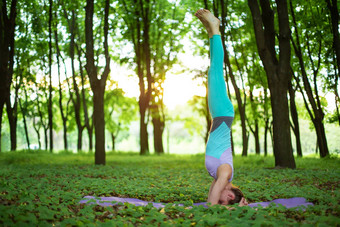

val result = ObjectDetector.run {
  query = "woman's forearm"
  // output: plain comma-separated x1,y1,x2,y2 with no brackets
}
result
207,164,232,205
207,177,228,205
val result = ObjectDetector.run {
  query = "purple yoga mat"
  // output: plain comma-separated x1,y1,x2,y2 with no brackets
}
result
80,196,313,209
248,197,313,209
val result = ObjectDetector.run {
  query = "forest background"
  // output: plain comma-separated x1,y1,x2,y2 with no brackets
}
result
0,0,339,166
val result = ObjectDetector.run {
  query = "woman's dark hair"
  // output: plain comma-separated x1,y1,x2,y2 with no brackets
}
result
229,186,244,205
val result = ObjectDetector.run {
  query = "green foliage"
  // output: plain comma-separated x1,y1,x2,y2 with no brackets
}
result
186,95,207,137
0,152,339,226
104,84,138,145
6,0,337,158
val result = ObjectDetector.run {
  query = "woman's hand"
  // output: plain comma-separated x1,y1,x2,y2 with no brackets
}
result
238,197,248,207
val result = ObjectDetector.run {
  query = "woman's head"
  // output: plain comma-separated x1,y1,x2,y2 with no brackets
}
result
228,186,244,205
218,186,245,205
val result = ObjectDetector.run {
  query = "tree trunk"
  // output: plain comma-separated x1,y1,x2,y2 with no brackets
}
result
48,0,53,152
263,88,270,157
63,2,93,151
248,0,295,168
76,44,93,151
121,0,152,155
62,0,87,151
288,81,302,157
6,96,17,151
269,120,274,150
67,65,83,151
35,85,48,150
290,0,329,158
336,74,340,125
71,12,84,152
137,46,149,155
61,110,68,150
150,96,165,154
264,118,269,156
325,0,340,74
326,0,340,124
7,67,23,151
314,116,329,157
93,89,106,163
152,114,164,154
54,15,68,151
139,107,149,155
33,117,41,149
307,43,329,158
44,128,48,150
242,87,249,156
85,0,110,164
254,122,260,154
111,133,115,151
240,110,248,156
0,0,18,152
271,83,294,166
141,0,152,155
6,70,20,151
249,90,260,155
0,107,3,152
19,96,30,149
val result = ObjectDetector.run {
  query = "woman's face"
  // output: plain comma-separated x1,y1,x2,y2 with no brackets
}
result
219,189,235,205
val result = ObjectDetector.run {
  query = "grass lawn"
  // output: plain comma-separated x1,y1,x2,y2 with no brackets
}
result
0,151,339,226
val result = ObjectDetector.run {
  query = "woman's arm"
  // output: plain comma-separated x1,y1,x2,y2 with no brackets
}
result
208,179,217,200
207,164,232,205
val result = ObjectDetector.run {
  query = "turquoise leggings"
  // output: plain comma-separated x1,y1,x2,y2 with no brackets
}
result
208,35,234,118
205,35,234,181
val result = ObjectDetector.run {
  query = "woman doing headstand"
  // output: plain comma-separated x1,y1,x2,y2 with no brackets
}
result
195,9,247,206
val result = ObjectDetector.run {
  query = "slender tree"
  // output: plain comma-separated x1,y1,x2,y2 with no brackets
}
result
71,13,84,151
16,1,36,150
140,0,152,155
247,90,260,154
149,1,186,154
288,79,302,157
35,80,49,150
0,0,18,152
77,46,93,151
120,0,153,155
325,0,340,125
85,0,110,164
47,0,54,152
54,8,69,151
290,0,329,157
263,88,271,156
6,71,21,151
325,0,340,75
19,90,30,149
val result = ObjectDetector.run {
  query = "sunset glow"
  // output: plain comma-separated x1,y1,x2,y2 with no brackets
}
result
115,70,206,110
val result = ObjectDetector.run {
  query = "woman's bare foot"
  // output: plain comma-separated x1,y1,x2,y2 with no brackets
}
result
194,9,220,38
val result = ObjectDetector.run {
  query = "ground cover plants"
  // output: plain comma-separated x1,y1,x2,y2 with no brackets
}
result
0,151,339,226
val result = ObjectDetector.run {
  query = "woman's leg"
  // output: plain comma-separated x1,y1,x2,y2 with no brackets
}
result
195,9,234,118
208,35,234,118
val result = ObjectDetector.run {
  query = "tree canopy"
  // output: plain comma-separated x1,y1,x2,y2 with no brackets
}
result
1,0,339,166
